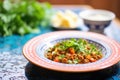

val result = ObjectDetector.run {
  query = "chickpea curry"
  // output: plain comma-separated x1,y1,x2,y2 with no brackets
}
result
45,38,103,64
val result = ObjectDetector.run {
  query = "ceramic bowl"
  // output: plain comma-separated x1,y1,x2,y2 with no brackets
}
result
23,31,120,72
79,9,115,33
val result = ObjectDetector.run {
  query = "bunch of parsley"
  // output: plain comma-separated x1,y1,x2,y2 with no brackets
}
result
0,0,52,36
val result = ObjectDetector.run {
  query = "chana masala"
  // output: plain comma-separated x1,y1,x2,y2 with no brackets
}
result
45,38,103,64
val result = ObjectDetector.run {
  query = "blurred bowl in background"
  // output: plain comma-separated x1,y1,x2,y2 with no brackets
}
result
79,9,115,34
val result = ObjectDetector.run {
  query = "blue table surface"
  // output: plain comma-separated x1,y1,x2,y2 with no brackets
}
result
0,7,120,80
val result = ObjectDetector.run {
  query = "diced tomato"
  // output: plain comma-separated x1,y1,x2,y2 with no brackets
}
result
54,57,59,62
69,48,75,54
85,55,91,60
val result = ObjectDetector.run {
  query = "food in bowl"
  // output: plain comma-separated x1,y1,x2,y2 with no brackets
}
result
51,10,79,29
45,38,103,64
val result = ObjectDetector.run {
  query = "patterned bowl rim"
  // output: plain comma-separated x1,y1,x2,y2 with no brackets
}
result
22,31,120,72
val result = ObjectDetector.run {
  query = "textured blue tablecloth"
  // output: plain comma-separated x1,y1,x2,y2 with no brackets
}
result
0,8,120,80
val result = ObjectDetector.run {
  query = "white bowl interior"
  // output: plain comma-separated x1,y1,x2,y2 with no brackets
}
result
79,9,115,21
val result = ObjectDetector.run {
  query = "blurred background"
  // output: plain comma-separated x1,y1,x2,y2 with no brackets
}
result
0,0,120,51
38,0,120,20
